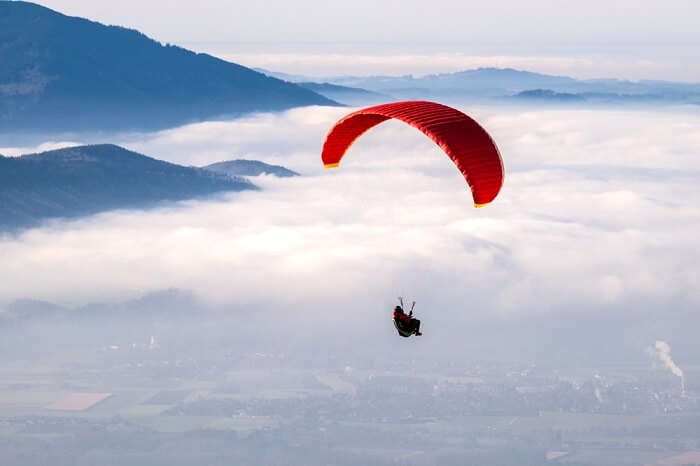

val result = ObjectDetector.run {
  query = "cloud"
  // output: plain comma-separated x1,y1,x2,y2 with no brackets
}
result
1,104,699,325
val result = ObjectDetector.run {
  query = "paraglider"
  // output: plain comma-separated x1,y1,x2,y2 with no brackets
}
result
393,297,422,337
320,101,505,339
321,100,505,207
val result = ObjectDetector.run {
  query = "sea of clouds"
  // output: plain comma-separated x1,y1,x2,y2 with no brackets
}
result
1,105,699,333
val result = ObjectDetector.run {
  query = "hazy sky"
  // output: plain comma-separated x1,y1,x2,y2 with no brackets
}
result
29,0,700,80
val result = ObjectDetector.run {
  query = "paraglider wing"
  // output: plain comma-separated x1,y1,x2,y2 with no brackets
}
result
321,101,504,207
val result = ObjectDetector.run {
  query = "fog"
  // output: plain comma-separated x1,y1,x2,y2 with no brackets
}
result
2,104,700,465
2,105,699,317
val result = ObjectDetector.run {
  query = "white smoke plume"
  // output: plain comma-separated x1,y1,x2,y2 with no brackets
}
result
647,340,685,392
594,387,603,403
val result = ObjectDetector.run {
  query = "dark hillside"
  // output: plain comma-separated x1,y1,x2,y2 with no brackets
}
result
0,144,255,230
0,1,337,133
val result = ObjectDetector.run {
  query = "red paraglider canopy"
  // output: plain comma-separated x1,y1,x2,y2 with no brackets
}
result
321,101,504,207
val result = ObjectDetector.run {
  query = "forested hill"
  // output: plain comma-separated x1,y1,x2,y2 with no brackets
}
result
0,144,255,230
203,160,300,178
0,1,337,133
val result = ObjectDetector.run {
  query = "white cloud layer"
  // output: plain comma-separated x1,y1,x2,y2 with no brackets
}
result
1,105,699,323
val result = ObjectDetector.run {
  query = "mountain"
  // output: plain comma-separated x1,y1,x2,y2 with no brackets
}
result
0,1,337,134
0,144,255,231
296,82,389,105
253,68,388,106
513,89,586,102
511,88,682,105
253,68,311,83
1,289,199,325
275,67,700,104
203,160,300,178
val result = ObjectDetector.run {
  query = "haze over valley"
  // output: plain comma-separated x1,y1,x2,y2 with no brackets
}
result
1,2,699,465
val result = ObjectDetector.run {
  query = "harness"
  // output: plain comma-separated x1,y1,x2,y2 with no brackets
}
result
393,316,414,337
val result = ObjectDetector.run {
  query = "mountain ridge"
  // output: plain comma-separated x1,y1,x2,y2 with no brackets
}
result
257,66,700,105
0,1,338,134
203,159,300,178
0,144,259,231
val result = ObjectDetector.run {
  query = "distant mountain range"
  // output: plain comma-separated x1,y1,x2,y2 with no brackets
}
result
1,289,199,326
509,88,688,105
0,1,337,134
254,69,389,105
258,67,700,106
0,144,276,231
2,1,697,140
204,160,300,178
295,82,388,106
513,89,586,103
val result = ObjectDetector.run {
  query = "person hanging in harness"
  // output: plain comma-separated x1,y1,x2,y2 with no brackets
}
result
392,298,422,337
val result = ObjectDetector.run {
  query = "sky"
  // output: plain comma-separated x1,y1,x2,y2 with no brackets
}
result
28,0,700,81
2,105,699,331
